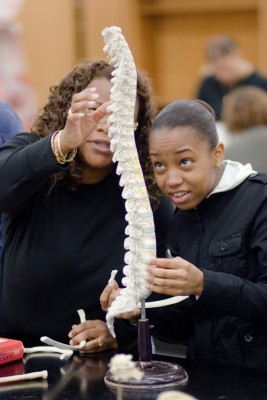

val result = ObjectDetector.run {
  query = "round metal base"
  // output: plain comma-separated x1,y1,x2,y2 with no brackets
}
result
104,360,188,390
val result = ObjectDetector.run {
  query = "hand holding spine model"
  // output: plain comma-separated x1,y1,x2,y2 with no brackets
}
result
102,26,156,336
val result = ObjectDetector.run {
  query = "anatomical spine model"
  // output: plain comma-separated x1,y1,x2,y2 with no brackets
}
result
102,26,156,336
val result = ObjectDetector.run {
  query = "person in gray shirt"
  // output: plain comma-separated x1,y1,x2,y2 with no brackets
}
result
222,86,267,173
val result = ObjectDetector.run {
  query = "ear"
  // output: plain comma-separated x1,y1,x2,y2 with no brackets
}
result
213,142,224,167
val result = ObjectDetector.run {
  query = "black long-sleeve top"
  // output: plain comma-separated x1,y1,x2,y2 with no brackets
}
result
0,133,173,345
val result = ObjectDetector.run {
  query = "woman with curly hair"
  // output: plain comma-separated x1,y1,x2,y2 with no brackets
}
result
0,60,172,351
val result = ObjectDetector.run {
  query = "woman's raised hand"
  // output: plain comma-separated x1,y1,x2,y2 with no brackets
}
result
59,87,111,153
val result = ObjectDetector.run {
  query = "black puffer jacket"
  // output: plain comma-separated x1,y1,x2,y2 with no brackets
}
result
149,173,267,370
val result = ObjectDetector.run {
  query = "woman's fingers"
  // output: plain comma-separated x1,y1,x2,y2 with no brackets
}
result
62,94,111,151
100,281,120,311
146,257,204,296
90,101,111,122
70,87,98,106
68,320,118,353
149,256,183,269
79,337,117,353
67,88,99,117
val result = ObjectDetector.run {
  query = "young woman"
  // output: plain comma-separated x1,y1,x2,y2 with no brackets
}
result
101,99,267,370
0,60,173,351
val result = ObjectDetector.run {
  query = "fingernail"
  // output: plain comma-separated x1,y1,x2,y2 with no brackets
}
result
69,340,73,345
68,332,73,338
91,93,99,99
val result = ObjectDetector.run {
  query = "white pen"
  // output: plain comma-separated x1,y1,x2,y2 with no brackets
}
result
165,248,173,259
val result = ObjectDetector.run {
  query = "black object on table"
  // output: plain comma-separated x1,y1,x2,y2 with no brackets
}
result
0,350,267,400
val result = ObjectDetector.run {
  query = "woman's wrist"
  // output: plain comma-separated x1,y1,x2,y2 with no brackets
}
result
51,131,77,165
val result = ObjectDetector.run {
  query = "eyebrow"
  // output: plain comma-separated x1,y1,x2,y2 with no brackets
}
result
150,148,194,156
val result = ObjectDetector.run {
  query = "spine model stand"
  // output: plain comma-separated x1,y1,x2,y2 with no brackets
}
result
102,26,155,337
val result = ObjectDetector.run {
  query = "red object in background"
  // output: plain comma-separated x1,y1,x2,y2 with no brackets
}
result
0,338,24,366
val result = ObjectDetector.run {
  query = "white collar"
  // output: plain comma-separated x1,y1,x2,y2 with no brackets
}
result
207,160,256,198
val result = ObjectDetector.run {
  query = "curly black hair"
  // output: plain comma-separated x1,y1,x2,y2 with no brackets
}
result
31,59,161,208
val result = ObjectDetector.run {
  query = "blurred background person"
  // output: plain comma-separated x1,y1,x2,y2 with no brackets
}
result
196,35,267,120
0,0,37,129
0,99,23,261
222,86,267,173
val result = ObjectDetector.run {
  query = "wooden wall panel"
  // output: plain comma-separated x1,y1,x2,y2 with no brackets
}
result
257,0,267,71
140,0,257,14
83,0,144,68
140,7,259,106
15,0,267,111
18,0,75,108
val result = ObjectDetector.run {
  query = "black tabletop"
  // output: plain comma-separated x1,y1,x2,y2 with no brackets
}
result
0,350,266,400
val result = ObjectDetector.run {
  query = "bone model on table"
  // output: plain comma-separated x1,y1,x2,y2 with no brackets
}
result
102,26,188,337
40,309,86,351
157,391,198,400
0,370,48,384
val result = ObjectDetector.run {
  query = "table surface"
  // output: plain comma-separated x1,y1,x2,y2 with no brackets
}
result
0,350,266,400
